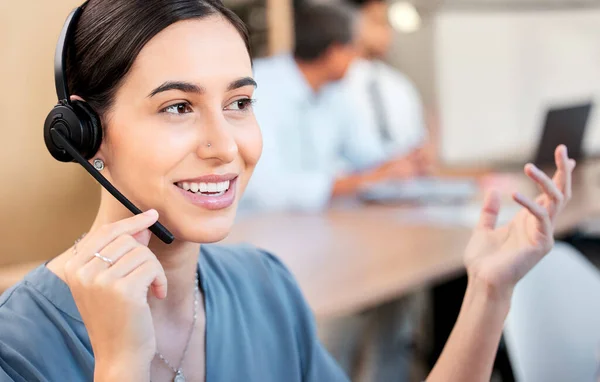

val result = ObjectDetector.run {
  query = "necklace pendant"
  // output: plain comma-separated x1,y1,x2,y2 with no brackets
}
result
174,371,186,382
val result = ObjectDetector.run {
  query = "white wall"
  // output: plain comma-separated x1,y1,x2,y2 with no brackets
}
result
434,8,600,165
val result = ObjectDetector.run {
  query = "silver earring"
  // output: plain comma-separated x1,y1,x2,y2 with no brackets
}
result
93,158,105,171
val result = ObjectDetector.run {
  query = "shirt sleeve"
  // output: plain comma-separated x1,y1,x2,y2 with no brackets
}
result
261,252,350,382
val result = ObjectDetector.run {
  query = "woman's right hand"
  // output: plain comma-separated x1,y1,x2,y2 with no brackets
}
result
64,209,167,381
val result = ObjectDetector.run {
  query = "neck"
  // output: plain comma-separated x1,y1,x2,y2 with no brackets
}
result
146,237,201,321
90,193,201,321
294,57,330,93
357,46,378,61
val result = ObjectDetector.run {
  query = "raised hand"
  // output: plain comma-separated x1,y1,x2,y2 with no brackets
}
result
64,210,166,381
463,145,576,298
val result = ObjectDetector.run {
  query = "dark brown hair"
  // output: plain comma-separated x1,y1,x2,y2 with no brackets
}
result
293,3,355,61
66,0,250,117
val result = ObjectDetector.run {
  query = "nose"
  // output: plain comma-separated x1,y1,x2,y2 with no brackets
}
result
196,113,238,164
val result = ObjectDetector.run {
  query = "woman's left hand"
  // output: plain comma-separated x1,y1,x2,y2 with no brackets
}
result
464,145,576,299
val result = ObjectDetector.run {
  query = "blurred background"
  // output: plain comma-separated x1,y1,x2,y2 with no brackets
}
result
1,0,600,381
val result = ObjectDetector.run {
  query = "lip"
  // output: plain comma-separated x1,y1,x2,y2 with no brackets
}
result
174,176,238,211
175,173,238,183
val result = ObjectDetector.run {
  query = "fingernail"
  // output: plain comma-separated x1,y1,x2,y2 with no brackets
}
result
144,209,157,217
527,164,540,174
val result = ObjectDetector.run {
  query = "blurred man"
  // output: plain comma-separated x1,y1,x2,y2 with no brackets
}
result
346,0,433,171
241,3,419,382
241,2,414,212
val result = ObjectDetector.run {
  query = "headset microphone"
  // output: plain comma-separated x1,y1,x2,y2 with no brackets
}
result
43,6,174,244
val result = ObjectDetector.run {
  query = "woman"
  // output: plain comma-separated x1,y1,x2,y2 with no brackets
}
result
0,0,575,381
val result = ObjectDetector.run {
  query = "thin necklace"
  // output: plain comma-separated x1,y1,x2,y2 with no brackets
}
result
155,272,200,382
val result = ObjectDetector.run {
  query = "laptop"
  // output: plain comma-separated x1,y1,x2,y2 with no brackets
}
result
533,102,593,167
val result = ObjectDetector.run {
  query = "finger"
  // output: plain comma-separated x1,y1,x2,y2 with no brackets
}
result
132,229,152,246
513,192,551,236
552,145,572,198
96,246,156,285
78,234,141,278
119,258,168,300
71,210,159,269
477,189,501,229
524,163,563,216
569,159,576,169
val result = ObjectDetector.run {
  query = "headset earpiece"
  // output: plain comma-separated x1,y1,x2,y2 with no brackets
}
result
43,100,102,162
72,99,103,156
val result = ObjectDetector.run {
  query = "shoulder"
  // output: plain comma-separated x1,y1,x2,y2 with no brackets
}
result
0,267,91,381
0,270,72,335
0,283,47,370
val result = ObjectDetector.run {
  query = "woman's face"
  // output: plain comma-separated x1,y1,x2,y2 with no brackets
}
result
98,16,261,243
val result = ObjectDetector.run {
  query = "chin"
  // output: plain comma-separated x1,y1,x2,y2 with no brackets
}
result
166,209,237,244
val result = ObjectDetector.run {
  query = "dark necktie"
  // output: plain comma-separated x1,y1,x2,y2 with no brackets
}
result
368,64,393,143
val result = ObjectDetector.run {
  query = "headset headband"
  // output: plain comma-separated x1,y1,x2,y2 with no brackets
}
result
54,7,83,105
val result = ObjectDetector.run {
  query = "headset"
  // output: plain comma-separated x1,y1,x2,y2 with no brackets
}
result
43,6,174,244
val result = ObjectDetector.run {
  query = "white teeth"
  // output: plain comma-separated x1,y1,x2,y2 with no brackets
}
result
177,180,231,194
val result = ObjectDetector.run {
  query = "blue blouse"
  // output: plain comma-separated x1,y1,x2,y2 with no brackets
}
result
0,244,348,382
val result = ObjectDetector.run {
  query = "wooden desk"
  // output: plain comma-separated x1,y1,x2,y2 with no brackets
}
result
224,161,600,318
2,162,600,319
224,210,471,319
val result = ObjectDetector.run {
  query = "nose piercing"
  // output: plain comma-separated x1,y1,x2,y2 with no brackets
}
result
207,142,212,148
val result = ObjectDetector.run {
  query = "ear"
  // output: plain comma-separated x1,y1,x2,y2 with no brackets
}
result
89,142,109,167
322,44,340,60
71,95,109,168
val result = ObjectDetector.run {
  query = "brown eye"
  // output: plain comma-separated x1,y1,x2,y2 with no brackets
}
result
225,98,255,111
162,102,193,115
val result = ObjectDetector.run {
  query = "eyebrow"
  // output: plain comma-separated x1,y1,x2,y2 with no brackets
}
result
227,77,257,91
148,81,204,98
148,77,257,98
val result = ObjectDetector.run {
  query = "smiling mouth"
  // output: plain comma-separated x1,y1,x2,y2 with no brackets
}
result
175,180,232,197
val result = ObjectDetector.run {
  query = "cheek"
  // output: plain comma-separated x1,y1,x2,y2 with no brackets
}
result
377,26,392,45
106,118,198,184
235,120,262,179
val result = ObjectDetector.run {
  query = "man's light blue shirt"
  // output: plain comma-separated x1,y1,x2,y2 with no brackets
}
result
242,54,386,212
